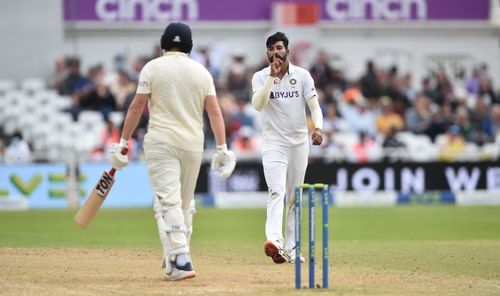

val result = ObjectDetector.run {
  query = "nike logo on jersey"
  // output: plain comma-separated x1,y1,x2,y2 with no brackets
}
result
269,91,300,99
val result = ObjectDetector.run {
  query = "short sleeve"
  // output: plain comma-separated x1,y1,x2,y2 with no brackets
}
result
303,71,318,101
136,63,152,94
205,70,217,97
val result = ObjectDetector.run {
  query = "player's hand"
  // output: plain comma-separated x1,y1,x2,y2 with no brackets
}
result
270,53,282,77
311,128,323,146
211,144,236,179
109,142,129,170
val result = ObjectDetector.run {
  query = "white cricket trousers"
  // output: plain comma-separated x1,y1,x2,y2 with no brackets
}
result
144,138,202,255
262,141,309,253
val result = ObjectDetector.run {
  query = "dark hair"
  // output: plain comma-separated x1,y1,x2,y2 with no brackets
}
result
161,22,193,54
266,32,289,49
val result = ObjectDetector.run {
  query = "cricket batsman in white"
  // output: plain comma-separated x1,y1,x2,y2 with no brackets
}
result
108,22,236,280
251,32,323,264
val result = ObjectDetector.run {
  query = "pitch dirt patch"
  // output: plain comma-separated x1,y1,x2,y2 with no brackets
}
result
0,247,498,295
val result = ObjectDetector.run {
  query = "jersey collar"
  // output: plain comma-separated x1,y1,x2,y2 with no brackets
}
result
163,51,189,57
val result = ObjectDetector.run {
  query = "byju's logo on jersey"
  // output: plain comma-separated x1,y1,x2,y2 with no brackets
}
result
269,91,300,99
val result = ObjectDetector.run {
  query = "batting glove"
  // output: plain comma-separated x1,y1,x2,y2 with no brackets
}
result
109,139,129,170
211,144,236,179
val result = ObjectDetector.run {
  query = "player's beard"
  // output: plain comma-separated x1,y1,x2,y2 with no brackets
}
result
268,52,287,63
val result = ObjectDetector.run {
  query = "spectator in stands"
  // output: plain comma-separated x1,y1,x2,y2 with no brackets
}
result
228,97,254,136
489,104,500,141
376,96,404,137
405,94,432,134
50,56,67,90
401,73,417,102
92,118,137,161
382,126,406,149
425,102,452,142
226,48,251,102
192,45,221,87
465,67,481,95
309,50,334,91
382,126,407,161
130,56,148,83
231,125,258,155
350,131,381,163
386,73,411,116
478,78,498,105
323,103,347,134
421,77,440,103
454,105,476,143
58,57,90,96
4,131,31,164
79,81,117,120
438,125,466,161
339,87,377,136
470,98,494,144
110,70,136,111
360,60,383,100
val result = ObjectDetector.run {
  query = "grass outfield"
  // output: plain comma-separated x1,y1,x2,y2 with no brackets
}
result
0,206,499,295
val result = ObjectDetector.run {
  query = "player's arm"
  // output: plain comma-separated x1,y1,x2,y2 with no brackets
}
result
121,93,149,141
108,93,149,170
251,76,274,111
205,95,236,179
205,95,226,146
306,95,324,146
252,55,281,111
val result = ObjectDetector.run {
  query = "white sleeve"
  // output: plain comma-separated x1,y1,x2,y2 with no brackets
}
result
306,95,323,130
302,71,318,101
251,75,274,111
136,62,152,94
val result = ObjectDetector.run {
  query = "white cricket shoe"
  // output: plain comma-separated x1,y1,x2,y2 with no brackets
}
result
264,240,287,264
286,249,305,264
164,255,196,281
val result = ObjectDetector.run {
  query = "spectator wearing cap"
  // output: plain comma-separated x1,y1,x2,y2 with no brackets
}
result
338,86,377,136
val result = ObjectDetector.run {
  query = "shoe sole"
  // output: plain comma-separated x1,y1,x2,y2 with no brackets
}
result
264,241,287,264
288,257,305,264
165,271,196,281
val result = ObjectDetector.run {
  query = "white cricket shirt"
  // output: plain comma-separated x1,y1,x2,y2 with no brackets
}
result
252,63,317,146
136,52,216,152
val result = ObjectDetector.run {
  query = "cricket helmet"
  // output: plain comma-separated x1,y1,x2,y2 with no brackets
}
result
160,22,193,54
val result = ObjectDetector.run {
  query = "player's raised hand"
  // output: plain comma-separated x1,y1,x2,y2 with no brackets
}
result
311,128,323,146
270,53,282,77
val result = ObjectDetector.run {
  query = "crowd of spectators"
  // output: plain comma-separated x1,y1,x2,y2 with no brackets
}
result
1,44,499,163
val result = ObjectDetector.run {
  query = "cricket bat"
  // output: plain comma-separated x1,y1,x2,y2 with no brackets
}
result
74,149,127,229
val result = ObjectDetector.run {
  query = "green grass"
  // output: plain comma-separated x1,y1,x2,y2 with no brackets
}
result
1,205,499,281
2,206,498,246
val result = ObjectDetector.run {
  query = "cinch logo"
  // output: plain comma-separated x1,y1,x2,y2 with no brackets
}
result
270,91,300,99
325,0,427,20
95,0,199,21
